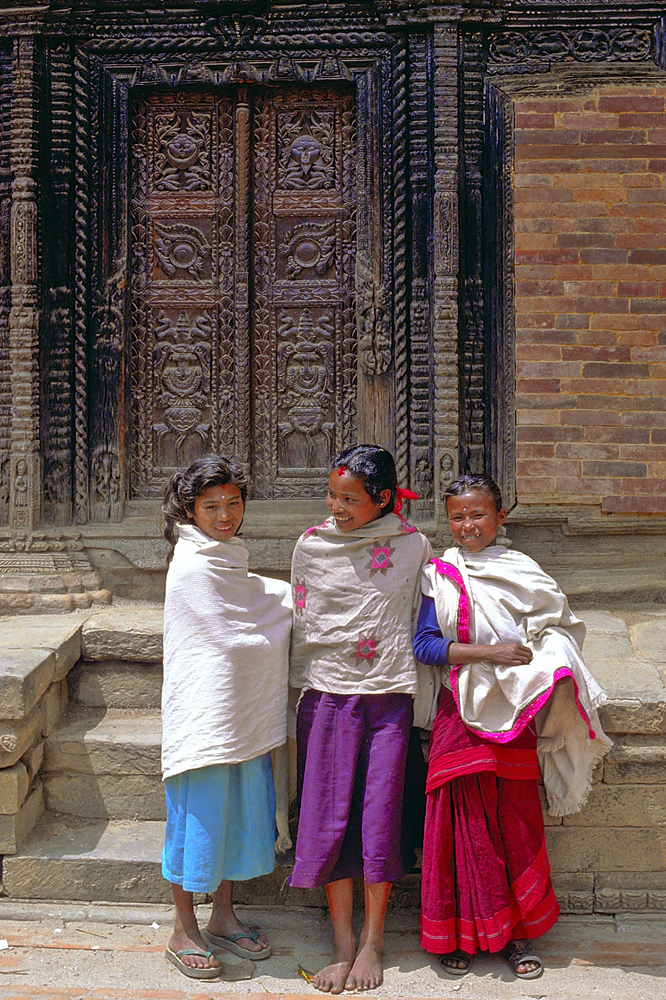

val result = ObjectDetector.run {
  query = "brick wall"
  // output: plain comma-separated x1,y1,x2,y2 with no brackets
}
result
514,83,666,513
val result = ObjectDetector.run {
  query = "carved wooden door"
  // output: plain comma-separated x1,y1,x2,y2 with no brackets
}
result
129,86,356,500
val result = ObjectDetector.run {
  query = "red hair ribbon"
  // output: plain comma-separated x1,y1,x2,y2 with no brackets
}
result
337,465,346,475
394,487,419,513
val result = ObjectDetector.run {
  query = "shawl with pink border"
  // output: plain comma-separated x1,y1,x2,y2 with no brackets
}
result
422,546,612,816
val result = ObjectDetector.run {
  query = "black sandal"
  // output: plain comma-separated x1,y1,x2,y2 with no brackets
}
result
504,941,543,980
438,949,471,976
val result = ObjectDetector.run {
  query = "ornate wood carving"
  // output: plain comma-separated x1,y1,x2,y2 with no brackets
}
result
488,26,654,72
41,42,74,524
9,36,40,530
130,84,357,500
483,83,516,508
458,31,486,479
408,30,435,515
252,85,357,498
432,24,460,519
0,41,11,525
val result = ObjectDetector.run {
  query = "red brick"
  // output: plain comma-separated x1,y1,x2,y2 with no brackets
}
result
515,476,558,493
590,314,644,331
560,378,638,395
630,298,666,314
517,145,666,161
618,281,658,296
515,250,579,265
515,280,564,296
516,443,555,458
516,361,581,378
579,249,628,264
628,249,666,264
577,329,619,344
576,218,635,234
555,443,619,460
632,345,666,361
602,495,666,512
516,459,580,476
583,460,646,478
556,234,615,249
563,281,616,296
582,361,649,378
617,477,666,494
515,343,563,360
515,264,556,279
517,425,582,442
516,410,562,426
554,313,589,330
576,297,628,314
583,426,650,444
581,129,647,146
627,189,666,203
598,96,665,112
515,188,574,204
515,379,562,394
562,346,631,361
618,113,666,128
515,128,581,146
518,100,584,114
556,113,618,129
623,411,666,427
555,476,614,493
515,113,556,128
653,429,666,443
561,410,621,425
648,159,666,171
620,444,666,460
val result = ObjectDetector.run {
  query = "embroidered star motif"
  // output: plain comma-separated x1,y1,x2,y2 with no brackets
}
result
357,636,377,659
365,542,395,577
294,579,307,614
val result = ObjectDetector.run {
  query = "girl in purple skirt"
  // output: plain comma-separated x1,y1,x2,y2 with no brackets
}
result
289,445,432,993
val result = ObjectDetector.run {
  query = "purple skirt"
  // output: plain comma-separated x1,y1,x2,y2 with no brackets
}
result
290,689,413,888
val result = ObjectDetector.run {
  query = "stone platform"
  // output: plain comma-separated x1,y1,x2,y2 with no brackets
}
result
0,602,665,913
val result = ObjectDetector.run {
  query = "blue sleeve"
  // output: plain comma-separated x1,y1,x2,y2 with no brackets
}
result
413,595,453,666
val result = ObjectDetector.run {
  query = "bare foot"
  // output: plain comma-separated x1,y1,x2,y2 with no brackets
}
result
345,940,383,992
313,939,357,994
205,914,269,954
168,928,221,971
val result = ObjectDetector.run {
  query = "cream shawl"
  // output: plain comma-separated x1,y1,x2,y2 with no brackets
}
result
290,514,432,695
423,545,612,816
162,524,292,779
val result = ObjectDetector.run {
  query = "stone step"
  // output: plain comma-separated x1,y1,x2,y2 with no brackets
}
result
68,659,162,709
0,813,329,907
43,708,163,821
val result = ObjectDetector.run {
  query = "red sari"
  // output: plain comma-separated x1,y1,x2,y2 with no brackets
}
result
420,687,559,955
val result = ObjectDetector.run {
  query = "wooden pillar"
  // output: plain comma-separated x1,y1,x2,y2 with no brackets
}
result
9,36,40,529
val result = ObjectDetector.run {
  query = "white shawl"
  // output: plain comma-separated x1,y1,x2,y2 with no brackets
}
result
290,514,432,695
423,545,612,816
162,524,292,778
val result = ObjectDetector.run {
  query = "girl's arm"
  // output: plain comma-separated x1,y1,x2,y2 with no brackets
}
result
448,641,533,666
413,596,452,666
414,597,533,668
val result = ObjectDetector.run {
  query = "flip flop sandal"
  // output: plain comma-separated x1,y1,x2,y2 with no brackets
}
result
438,949,472,976
165,946,223,979
504,942,544,980
202,926,272,960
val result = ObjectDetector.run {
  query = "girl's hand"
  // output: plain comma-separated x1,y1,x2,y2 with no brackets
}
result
448,641,533,666
484,642,533,666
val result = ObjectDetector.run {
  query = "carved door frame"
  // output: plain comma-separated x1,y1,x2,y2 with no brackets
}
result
69,26,436,524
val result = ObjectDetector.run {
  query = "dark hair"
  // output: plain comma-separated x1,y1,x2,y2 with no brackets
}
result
162,455,249,559
331,444,398,515
444,473,503,514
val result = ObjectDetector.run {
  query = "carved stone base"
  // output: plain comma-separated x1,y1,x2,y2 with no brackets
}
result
0,533,112,615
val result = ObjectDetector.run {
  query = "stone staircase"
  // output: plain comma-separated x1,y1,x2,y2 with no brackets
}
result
0,607,319,907
2,604,666,914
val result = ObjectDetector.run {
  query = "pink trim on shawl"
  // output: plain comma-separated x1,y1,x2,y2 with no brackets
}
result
430,558,596,744
449,664,597,744
302,519,331,539
430,558,470,640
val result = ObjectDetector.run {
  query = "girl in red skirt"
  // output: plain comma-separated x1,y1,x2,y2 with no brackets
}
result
414,474,611,980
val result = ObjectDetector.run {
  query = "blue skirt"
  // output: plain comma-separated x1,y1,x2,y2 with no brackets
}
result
162,754,276,893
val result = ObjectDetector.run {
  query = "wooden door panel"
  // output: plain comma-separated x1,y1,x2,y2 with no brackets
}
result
129,85,356,500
